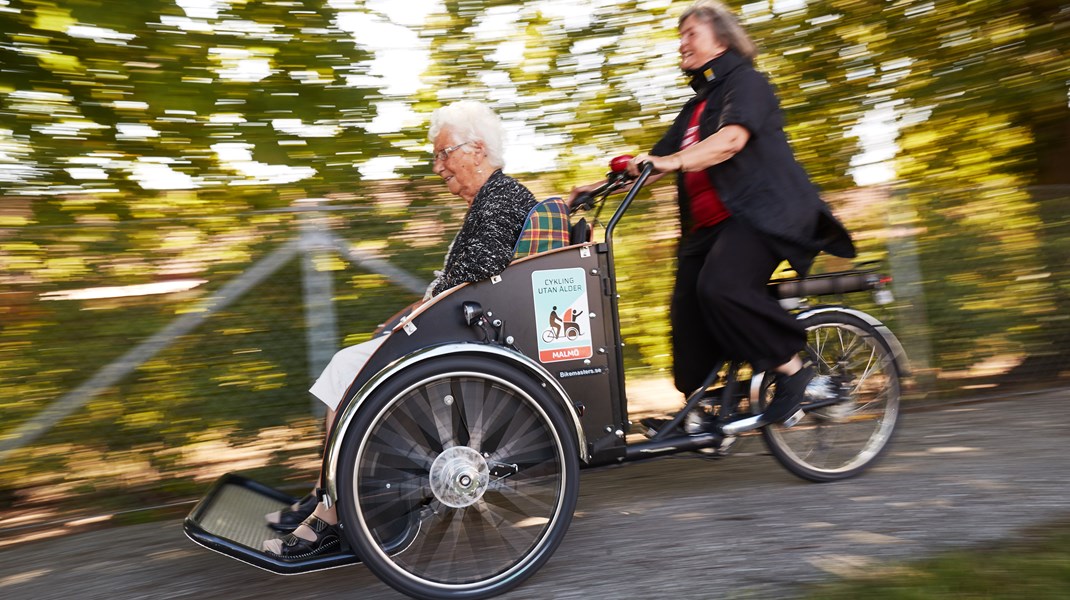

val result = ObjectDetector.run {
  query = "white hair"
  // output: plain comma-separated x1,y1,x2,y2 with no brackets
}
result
679,0,758,60
428,100,507,170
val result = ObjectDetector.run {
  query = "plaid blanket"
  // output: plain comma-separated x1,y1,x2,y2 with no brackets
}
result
513,197,571,258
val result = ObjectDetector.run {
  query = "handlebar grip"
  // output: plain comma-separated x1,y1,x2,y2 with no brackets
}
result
569,192,595,213
610,154,633,173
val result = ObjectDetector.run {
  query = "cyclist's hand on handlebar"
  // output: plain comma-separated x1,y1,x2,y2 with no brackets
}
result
626,153,677,177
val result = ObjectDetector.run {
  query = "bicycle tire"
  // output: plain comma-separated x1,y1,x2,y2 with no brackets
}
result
759,309,902,482
336,355,579,599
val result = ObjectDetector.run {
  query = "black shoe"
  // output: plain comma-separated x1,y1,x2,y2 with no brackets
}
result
263,514,341,560
266,488,320,533
763,366,815,426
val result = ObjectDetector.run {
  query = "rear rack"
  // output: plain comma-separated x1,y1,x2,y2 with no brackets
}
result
770,269,889,299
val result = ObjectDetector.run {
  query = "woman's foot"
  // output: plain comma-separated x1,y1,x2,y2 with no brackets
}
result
763,365,814,425
263,501,340,559
265,488,320,533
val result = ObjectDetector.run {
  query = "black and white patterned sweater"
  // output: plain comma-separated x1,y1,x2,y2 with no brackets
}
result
426,169,537,298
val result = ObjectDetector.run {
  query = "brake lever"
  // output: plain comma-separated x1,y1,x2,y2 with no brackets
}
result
568,192,596,214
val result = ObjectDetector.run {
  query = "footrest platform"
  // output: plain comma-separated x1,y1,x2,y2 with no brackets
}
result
183,473,359,575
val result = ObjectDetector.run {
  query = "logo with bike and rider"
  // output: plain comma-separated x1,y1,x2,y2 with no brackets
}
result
531,268,593,363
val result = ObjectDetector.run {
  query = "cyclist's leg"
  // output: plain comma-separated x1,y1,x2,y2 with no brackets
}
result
693,219,804,374
671,250,724,395
693,220,813,422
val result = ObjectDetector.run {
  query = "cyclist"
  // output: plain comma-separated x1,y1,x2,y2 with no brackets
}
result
569,1,856,427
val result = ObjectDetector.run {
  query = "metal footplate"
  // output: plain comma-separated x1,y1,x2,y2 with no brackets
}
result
183,473,360,575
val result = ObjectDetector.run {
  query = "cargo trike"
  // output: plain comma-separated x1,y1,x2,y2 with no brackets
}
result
185,160,905,599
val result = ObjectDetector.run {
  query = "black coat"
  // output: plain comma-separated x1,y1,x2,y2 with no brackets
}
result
428,170,537,297
651,51,855,275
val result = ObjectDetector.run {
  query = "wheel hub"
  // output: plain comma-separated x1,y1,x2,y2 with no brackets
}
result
808,374,854,420
429,446,490,508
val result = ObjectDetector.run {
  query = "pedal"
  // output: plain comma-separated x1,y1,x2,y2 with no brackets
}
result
704,435,736,457
639,416,671,438
782,408,806,428
683,409,709,435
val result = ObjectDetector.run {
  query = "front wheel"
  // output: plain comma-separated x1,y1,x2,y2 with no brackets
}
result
337,355,580,600
758,309,902,482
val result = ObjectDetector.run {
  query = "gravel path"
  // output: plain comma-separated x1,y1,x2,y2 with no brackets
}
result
2,389,1068,600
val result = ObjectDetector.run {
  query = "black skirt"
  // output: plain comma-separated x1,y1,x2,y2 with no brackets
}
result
670,218,806,394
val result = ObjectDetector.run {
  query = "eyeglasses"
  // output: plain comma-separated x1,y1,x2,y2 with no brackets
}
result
432,141,470,165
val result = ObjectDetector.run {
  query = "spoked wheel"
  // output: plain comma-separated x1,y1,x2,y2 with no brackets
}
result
758,310,902,482
337,356,580,600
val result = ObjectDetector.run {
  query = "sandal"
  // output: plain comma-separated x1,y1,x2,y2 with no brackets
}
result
263,514,341,560
265,488,320,532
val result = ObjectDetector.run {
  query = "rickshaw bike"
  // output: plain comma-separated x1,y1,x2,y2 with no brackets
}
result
185,159,906,599
542,308,583,342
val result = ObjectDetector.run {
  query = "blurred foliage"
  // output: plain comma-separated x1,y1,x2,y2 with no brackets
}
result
0,0,1068,519
2,0,383,208
2,0,1066,200
0,206,439,517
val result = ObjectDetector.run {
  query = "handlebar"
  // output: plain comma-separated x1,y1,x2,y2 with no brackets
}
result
566,157,654,269
568,190,598,213
568,154,643,215
604,161,656,244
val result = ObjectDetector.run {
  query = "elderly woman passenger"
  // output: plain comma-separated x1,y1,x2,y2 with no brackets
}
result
263,100,537,559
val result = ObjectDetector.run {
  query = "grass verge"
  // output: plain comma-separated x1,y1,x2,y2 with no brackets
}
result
805,519,1070,599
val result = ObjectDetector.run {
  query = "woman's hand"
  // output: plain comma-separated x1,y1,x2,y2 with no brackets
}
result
627,153,680,177
569,152,674,205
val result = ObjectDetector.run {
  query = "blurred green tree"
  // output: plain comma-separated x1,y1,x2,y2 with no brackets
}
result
1,0,382,219
880,0,1069,374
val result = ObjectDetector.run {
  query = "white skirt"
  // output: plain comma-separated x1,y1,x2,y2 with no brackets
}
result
309,333,391,411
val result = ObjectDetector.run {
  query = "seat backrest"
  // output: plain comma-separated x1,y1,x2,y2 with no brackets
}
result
569,217,591,245
513,197,571,259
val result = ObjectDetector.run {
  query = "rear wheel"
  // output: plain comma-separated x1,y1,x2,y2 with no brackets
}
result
758,310,902,482
337,355,579,600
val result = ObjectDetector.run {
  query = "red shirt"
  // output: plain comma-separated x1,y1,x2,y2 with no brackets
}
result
681,100,730,231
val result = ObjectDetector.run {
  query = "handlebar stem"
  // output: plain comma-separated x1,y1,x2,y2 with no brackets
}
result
598,162,654,408
604,162,655,246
